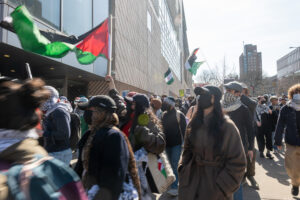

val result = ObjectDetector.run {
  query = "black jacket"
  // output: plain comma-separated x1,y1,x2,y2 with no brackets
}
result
43,107,71,152
241,95,257,123
75,127,129,199
275,105,300,146
227,105,254,151
269,105,280,132
162,109,186,147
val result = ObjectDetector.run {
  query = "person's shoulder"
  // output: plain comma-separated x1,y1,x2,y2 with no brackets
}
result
107,127,124,137
53,107,70,117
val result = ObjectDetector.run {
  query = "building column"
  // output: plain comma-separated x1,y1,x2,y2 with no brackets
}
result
62,76,68,97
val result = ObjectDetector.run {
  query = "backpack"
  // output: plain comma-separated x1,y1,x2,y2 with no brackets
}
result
0,155,87,200
69,113,81,151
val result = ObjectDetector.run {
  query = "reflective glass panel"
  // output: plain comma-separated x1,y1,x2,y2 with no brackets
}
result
8,0,60,29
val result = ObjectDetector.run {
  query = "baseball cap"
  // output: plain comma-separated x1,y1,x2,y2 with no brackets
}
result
78,95,117,112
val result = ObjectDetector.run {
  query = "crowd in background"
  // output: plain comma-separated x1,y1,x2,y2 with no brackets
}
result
0,74,300,200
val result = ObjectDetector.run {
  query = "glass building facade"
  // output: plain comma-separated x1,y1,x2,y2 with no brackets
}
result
4,0,109,77
158,0,181,81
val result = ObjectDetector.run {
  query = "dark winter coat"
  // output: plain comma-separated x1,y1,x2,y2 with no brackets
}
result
75,127,129,200
226,105,254,151
241,95,257,123
275,104,300,147
43,107,71,152
162,109,186,147
178,115,246,200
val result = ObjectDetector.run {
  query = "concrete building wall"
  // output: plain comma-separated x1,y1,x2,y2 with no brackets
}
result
113,0,192,96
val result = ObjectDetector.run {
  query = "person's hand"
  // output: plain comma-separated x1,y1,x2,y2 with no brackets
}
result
105,75,115,90
105,75,113,82
248,150,254,162
256,121,261,127
269,109,272,114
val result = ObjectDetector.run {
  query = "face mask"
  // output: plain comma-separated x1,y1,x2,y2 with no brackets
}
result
83,110,93,125
293,94,300,104
198,93,212,109
223,92,239,104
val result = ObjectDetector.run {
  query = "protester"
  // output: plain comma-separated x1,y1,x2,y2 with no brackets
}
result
256,96,273,159
240,83,259,190
279,95,288,107
178,85,246,200
186,87,201,121
151,97,163,119
74,95,141,200
222,81,254,200
275,84,300,196
41,86,72,165
161,96,186,196
73,97,89,137
269,96,280,153
182,96,194,114
0,78,87,200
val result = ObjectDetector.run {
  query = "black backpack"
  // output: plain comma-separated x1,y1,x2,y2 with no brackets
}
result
69,113,81,151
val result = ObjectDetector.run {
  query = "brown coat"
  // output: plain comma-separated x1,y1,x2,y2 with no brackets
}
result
178,115,246,200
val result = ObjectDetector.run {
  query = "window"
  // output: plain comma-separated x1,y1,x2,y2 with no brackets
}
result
63,0,92,36
8,0,60,29
159,0,181,80
93,0,109,27
147,11,152,32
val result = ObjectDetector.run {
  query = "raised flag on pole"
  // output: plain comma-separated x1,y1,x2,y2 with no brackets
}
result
164,68,174,85
185,48,205,75
10,6,109,65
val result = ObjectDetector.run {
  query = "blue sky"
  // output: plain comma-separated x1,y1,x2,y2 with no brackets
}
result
184,0,300,82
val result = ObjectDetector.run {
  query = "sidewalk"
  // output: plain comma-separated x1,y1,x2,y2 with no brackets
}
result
157,149,299,200
244,150,296,200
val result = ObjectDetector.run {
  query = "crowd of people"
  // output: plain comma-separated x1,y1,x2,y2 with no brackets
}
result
0,74,300,200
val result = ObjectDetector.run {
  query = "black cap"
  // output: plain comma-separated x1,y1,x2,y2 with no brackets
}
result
196,85,222,101
133,94,150,108
78,95,117,112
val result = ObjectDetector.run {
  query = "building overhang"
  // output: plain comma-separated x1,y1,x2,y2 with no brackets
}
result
0,42,104,83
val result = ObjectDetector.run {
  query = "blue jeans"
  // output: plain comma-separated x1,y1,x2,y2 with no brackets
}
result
233,184,243,200
49,148,72,166
166,145,182,189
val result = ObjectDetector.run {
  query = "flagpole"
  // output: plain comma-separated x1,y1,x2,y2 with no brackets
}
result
107,15,113,76
25,63,33,80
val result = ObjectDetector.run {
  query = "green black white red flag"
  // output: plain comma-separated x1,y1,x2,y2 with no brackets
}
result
10,5,109,65
164,68,174,85
185,48,205,75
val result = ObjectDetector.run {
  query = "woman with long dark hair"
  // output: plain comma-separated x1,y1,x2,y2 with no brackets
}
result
178,86,246,200
128,94,165,199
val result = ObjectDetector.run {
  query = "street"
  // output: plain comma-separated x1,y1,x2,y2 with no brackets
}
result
157,148,298,200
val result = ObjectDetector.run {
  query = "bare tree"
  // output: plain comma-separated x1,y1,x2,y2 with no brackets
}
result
196,68,223,86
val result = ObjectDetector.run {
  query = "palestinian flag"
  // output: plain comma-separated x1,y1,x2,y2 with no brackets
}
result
164,68,174,85
75,19,109,64
158,158,167,178
185,48,204,75
10,6,109,64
